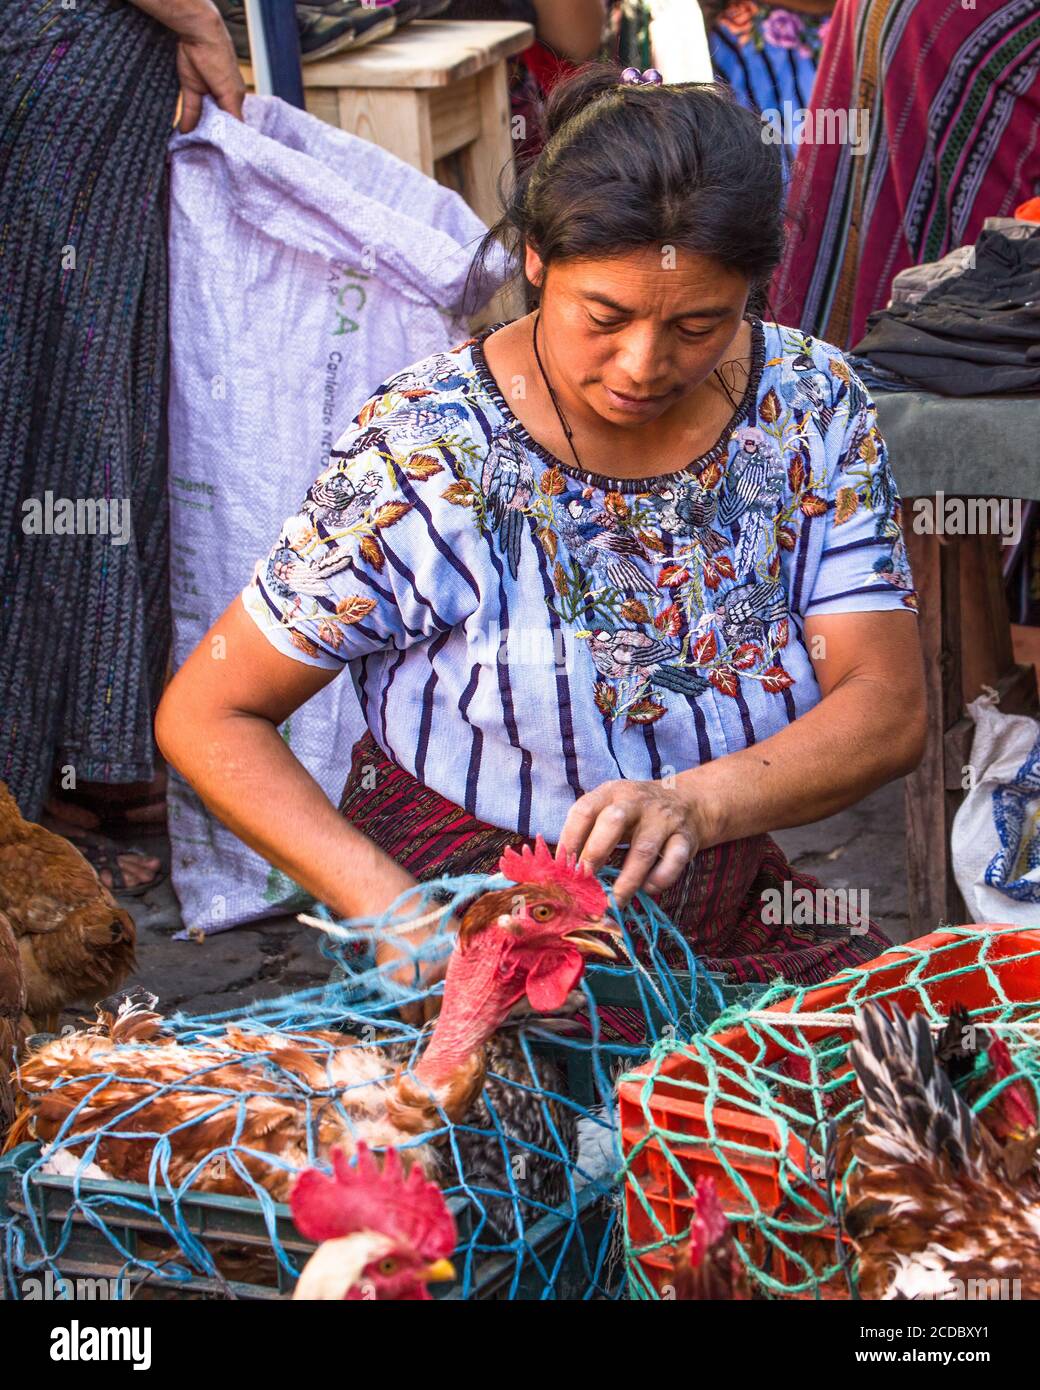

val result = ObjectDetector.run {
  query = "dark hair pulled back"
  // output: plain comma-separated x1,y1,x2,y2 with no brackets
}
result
479,64,786,315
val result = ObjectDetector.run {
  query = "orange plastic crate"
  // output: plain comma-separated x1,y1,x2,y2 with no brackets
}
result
619,925,1040,1297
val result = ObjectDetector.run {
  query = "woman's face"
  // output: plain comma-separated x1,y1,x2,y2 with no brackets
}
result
525,244,750,428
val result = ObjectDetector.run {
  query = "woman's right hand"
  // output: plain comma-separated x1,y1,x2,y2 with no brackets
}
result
174,7,246,133
128,0,245,131
376,928,452,1028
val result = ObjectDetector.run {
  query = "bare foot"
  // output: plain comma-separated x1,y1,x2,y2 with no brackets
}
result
99,848,163,892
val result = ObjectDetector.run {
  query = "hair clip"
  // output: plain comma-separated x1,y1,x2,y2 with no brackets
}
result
620,67,664,86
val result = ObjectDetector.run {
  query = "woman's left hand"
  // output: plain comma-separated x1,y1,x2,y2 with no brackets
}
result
555,779,704,907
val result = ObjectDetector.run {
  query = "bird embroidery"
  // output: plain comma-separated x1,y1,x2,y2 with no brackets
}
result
649,477,728,556
555,487,654,594
339,399,472,461
577,627,708,697
305,467,382,529
709,577,789,650
717,427,786,576
781,351,836,434
480,428,535,580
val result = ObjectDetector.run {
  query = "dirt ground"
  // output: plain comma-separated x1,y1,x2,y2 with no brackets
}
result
85,776,910,1027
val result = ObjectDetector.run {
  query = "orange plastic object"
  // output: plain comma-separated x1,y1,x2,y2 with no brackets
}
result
619,926,1040,1296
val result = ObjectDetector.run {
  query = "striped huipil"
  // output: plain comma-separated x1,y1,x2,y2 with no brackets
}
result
244,318,915,983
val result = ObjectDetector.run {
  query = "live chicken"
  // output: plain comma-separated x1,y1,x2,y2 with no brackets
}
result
8,838,617,1205
669,1174,751,1300
290,1142,457,1300
1,909,28,1137
934,1002,1040,1184
845,1004,1040,1299
0,781,136,1030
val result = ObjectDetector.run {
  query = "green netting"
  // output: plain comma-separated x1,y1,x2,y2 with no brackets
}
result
619,925,1040,1300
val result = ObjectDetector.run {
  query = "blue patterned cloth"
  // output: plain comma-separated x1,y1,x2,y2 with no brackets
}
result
244,317,916,840
708,3,832,185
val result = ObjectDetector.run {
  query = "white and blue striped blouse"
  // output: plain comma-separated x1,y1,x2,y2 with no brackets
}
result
243,317,917,841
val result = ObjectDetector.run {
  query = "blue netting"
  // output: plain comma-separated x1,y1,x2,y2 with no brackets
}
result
0,866,752,1300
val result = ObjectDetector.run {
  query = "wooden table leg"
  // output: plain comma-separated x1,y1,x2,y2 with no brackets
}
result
903,517,1038,936
335,87,436,175
904,526,965,936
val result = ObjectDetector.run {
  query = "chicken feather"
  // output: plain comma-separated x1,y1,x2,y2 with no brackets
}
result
1,908,28,1137
0,782,136,1026
7,1002,436,1199
846,1005,1040,1300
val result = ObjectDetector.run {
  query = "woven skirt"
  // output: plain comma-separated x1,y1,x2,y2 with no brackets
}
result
0,0,179,815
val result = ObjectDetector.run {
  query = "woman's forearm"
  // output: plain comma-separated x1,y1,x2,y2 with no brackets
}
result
679,672,925,851
156,705,416,922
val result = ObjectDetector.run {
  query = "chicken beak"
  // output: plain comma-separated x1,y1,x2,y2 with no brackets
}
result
563,918,623,960
421,1258,456,1284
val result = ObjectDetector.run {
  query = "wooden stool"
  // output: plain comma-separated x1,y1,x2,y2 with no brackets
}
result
243,19,533,321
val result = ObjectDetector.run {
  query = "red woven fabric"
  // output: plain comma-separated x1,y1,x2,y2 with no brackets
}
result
771,0,1040,350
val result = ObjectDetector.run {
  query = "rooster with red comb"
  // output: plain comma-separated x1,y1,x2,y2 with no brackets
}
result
669,1176,751,1300
9,838,620,1231
291,1144,457,1300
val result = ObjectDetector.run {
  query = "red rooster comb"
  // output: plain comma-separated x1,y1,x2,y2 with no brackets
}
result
688,1176,729,1267
987,1036,1038,1131
498,835,608,917
291,1144,456,1261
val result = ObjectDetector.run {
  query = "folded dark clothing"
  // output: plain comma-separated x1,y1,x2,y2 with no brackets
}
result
852,226,1040,396
846,353,919,394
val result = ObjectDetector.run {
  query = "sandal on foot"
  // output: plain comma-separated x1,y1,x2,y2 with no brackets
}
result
60,828,167,898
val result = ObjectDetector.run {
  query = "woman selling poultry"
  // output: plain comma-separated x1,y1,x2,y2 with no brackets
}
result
157,65,926,989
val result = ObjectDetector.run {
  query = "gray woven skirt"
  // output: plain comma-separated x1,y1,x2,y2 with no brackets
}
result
0,0,179,816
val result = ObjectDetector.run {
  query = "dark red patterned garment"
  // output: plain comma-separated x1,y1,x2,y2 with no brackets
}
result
771,0,1040,350
339,731,891,995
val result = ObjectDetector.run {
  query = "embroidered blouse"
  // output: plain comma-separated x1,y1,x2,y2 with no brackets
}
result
243,318,917,841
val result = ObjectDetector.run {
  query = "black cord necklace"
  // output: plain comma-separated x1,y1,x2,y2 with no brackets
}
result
530,309,746,478
531,310,583,472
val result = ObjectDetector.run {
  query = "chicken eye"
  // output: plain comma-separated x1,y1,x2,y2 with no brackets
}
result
377,1258,398,1275
531,903,554,923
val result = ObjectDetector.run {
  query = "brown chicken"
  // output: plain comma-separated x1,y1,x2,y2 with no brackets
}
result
7,837,617,1201
845,1004,1040,1299
934,1002,1040,1184
0,781,136,1030
1,909,29,1137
